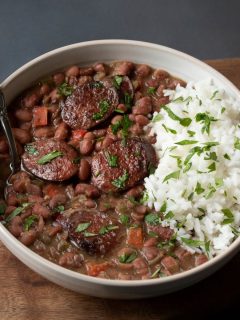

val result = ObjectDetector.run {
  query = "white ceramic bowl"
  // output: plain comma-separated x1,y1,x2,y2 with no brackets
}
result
0,40,240,299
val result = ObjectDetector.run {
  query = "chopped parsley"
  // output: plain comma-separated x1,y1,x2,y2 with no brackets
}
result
119,251,137,264
224,153,231,160
195,182,205,194
90,81,103,89
163,170,180,183
160,201,167,213
204,152,218,161
75,222,91,233
152,114,163,122
99,225,119,235
5,203,32,223
111,115,133,144
221,208,234,224
144,213,160,225
0,203,6,215
57,82,74,97
210,90,219,100
181,237,205,248
112,170,129,189
162,106,192,127
72,157,81,164
162,124,177,134
147,87,157,95
187,130,196,137
53,205,65,213
119,214,130,226
123,93,133,109
208,162,216,172
205,184,216,199
23,215,37,231
92,100,110,120
175,140,198,145
234,137,240,150
195,112,218,135
105,152,118,167
113,75,123,89
37,150,63,165
24,144,39,156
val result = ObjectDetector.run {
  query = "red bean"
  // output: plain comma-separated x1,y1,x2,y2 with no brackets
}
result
195,254,208,266
49,88,60,103
79,159,91,181
132,258,148,275
93,63,106,73
33,126,55,139
66,65,79,77
79,67,94,76
101,136,114,149
32,203,50,219
132,97,152,115
12,128,31,144
135,115,149,126
161,256,180,274
53,73,65,85
0,138,8,153
75,183,100,198
6,194,18,206
156,84,166,97
92,129,107,138
54,122,69,140
94,72,106,81
126,185,144,198
80,139,95,155
59,252,84,268
152,69,169,81
83,132,95,140
8,216,23,237
143,237,158,247
40,84,50,96
113,61,134,76
135,64,151,77
19,230,37,246
47,224,62,237
116,103,127,113
168,79,186,89
78,76,92,85
14,108,32,122
23,93,40,108
85,199,97,208
13,176,30,193
19,122,32,131
49,194,67,209
111,115,123,124
95,140,103,152
130,124,143,135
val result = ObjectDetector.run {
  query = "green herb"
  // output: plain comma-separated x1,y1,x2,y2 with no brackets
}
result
157,235,177,250
234,137,240,150
195,112,218,135
224,153,231,160
175,140,198,145
162,124,177,134
231,226,240,237
124,93,133,109
111,121,122,134
221,107,226,114
195,182,205,195
151,268,161,278
184,146,202,165
208,162,216,172
210,90,219,100
112,170,129,189
23,215,37,231
162,106,192,127
140,190,149,204
215,177,223,188
148,163,156,175
181,237,205,248
72,157,81,164
145,213,159,225
113,75,123,89
165,211,174,219
205,185,216,199
187,192,194,201
119,251,137,264
53,205,65,213
24,144,39,156
92,100,110,120
221,208,234,224
204,152,218,161
120,214,129,225
5,203,32,223
198,207,205,214
160,201,167,213
152,114,163,122
147,87,157,95
90,82,104,89
115,109,125,114
99,225,119,235
75,222,91,233
163,170,180,183
84,231,97,237
57,82,74,96
111,115,133,142
187,130,196,137
37,150,63,165
0,203,6,215
183,162,192,173
148,231,158,237
105,152,118,167
202,141,219,149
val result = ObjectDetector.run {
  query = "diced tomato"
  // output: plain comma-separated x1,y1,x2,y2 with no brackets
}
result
127,227,143,248
72,129,87,140
86,262,110,277
33,106,48,127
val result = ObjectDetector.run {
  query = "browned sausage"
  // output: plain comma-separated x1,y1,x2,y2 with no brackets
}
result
22,139,79,181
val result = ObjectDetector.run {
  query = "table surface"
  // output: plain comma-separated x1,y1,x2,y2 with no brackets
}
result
0,59,240,320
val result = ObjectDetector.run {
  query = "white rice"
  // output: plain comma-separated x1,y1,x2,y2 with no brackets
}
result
144,78,240,257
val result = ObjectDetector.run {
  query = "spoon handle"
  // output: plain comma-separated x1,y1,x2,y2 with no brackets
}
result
0,90,21,173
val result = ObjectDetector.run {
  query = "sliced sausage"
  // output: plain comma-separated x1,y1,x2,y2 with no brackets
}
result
22,139,79,181
61,82,119,130
56,209,120,255
91,138,157,193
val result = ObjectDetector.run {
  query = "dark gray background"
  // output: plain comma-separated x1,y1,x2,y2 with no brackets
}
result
0,0,240,82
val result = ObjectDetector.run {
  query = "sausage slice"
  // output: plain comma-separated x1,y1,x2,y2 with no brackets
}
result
91,138,157,193
22,139,79,181
61,82,119,130
56,209,120,255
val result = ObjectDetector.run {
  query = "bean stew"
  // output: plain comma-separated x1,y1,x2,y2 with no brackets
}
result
0,61,208,280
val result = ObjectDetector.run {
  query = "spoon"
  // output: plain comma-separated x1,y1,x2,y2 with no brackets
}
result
0,90,21,189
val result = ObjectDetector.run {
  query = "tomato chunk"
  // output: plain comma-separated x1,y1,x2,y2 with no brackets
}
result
127,227,143,248
33,106,48,127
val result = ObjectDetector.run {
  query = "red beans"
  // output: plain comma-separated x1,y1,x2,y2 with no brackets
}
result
111,115,123,124
79,67,94,76
135,115,149,126
40,84,50,96
49,194,67,209
79,159,91,181
135,64,151,77
79,138,95,155
152,69,169,81
101,136,114,149
8,216,23,237
0,138,8,153
113,61,134,76
14,108,32,122
66,65,79,77
32,203,50,219
23,93,39,108
59,252,84,268
161,256,180,274
132,96,152,115
33,126,55,139
54,122,69,140
53,73,65,85
75,183,100,198
12,128,31,144
19,230,37,246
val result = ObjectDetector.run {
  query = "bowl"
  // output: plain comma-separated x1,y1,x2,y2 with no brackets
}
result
0,40,240,299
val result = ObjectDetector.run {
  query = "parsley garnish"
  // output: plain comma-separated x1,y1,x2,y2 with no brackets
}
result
23,215,37,231
37,150,63,165
152,114,163,122
195,182,205,194
175,140,198,145
162,124,177,134
112,170,129,189
119,251,137,263
113,75,123,89
124,93,133,109
208,162,216,172
105,152,118,167
57,82,74,97
221,208,234,224
163,170,180,183
160,201,167,213
92,100,110,120
24,144,39,156
187,130,196,137
147,87,157,95
90,81,103,89
99,225,119,235
144,213,160,225
163,106,192,127
234,137,240,150
195,112,218,135
224,153,231,160
5,203,32,223
0,203,6,215
75,222,91,233
119,214,130,225
53,205,65,213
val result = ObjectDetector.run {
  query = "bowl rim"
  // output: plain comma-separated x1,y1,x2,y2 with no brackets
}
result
0,39,240,287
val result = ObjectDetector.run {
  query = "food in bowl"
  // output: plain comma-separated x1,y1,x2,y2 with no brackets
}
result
0,59,239,281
